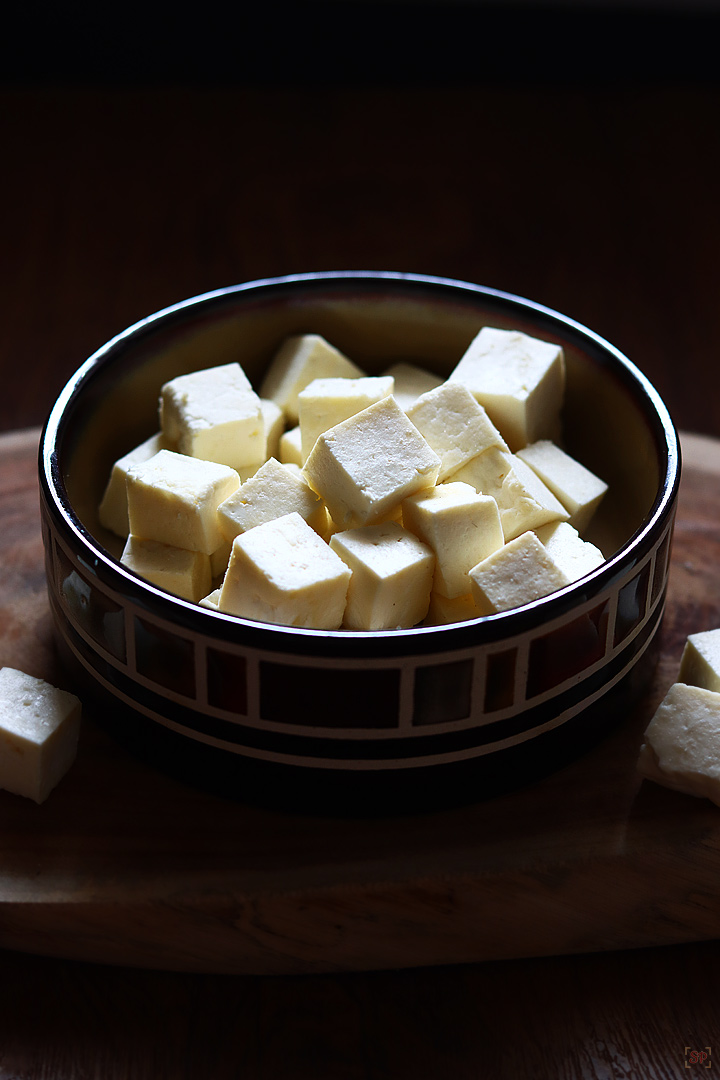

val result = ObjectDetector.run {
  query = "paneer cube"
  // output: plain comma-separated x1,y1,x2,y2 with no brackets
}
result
448,445,515,501
0,667,81,803
678,629,720,693
330,521,435,630
259,333,365,424
218,512,351,629
278,425,304,467
126,449,240,554
218,457,327,541
299,375,394,461
516,439,607,534
381,362,443,412
121,536,212,602
469,530,571,614
427,590,482,625
402,481,504,599
98,432,169,538
495,455,569,541
637,682,720,804
303,397,441,529
448,326,565,451
534,520,605,583
406,381,509,482
260,397,285,462
159,362,265,471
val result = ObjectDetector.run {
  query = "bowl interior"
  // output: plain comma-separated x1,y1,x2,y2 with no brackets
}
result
57,277,666,582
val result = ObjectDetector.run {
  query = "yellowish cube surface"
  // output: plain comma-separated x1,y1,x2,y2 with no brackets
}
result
448,326,565,451
303,397,441,528
121,536,212,602
427,590,482,625
381,362,443,412
160,362,265,471
98,432,169,538
0,667,81,803
516,439,607,534
678,629,720,693
260,397,285,461
127,449,240,554
495,454,569,541
218,512,352,629
534,520,605,583
448,445,515,501
259,333,364,424
637,682,720,804
403,481,504,599
218,457,327,541
406,381,509,482
469,529,571,615
278,425,304,467
299,375,394,461
330,521,435,630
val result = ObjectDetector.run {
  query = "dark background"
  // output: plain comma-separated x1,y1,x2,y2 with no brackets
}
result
3,1,720,439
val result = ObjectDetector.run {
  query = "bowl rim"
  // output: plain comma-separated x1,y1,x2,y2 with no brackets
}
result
39,270,681,650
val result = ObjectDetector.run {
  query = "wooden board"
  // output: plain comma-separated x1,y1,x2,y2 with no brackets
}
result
1,427,720,976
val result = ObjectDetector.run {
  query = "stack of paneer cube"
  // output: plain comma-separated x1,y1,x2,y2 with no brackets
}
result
98,327,608,630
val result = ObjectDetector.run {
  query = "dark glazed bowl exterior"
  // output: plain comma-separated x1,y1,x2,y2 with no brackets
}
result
39,272,680,813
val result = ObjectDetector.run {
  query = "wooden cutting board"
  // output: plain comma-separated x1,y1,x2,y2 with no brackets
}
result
1,427,720,976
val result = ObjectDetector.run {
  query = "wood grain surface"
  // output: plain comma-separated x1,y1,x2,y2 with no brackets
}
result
1,427,719,978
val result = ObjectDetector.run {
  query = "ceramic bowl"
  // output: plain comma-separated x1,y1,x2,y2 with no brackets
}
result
39,272,680,813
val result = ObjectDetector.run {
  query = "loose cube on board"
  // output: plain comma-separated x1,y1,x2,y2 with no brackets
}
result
259,334,365,424
402,482,504,600
495,455,570,542
534,520,605,583
469,529,571,615
381,362,444,412
637,682,720,804
516,440,607,534
448,326,565,451
678,629,720,693
218,457,328,541
121,536,212,602
330,521,435,630
303,397,441,529
127,449,240,555
159,363,265,472
406,381,509,482
218,512,352,629
0,667,81,803
98,432,170,538
298,375,395,461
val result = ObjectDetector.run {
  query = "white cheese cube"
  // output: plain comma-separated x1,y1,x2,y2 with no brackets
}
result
210,539,233,579
678,630,720,693
127,449,240,555
637,682,720,804
448,445,515,501
469,530,572,615
534,520,605,583
218,512,351,629
278,425,304,467
259,334,364,424
406,381,509,482
381,362,443,412
303,397,441,529
330,521,435,630
160,363,265,471
516,440,607,534
299,375,394,461
495,454,570,542
448,326,565,451
98,432,169,538
0,667,81,803
260,397,285,461
403,482,504,599
427,590,482,625
199,588,222,610
121,536,212,602
218,457,327,541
